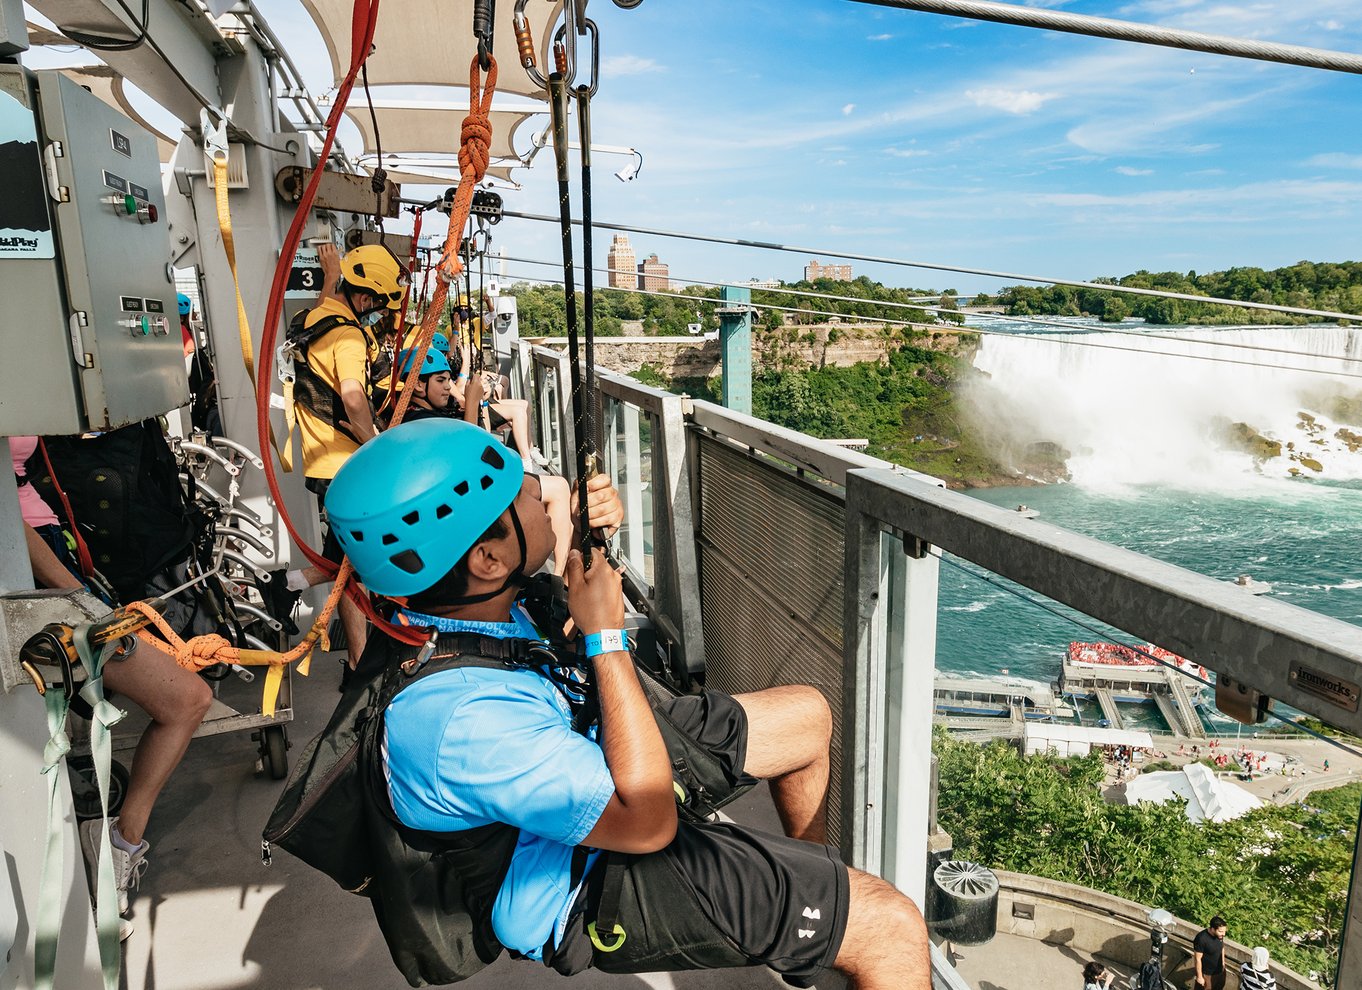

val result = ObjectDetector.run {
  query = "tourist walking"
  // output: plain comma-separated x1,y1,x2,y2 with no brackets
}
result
1192,915,1228,990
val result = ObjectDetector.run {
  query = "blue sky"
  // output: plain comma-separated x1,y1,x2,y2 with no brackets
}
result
27,0,1362,294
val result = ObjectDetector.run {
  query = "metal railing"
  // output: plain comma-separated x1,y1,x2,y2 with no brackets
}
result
510,343,1362,984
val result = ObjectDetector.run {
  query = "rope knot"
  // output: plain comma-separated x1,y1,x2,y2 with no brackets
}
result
458,113,492,184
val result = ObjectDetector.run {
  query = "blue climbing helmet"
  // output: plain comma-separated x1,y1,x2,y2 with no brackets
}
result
429,332,450,353
177,293,192,317
396,346,451,378
325,419,525,597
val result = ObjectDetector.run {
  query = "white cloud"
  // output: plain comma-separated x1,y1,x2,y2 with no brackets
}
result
841,103,856,116
1318,19,1344,30
965,87,1057,115
867,33,893,41
601,55,661,76
885,147,931,158
1307,152,1362,169
1114,166,1153,176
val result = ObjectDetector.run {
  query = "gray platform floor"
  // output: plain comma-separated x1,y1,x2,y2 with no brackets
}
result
115,653,798,990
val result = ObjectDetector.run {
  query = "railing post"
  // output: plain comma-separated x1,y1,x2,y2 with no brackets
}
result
843,469,939,906
656,393,705,674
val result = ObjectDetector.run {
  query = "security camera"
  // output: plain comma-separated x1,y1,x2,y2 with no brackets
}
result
614,162,638,183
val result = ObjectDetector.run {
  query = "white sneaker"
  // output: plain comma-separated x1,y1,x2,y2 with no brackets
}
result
119,917,134,942
78,817,149,915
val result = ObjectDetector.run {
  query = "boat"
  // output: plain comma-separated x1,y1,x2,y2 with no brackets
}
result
934,674,1075,720
1230,574,1273,595
1066,641,1207,680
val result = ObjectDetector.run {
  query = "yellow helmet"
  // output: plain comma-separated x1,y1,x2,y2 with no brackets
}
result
340,244,408,307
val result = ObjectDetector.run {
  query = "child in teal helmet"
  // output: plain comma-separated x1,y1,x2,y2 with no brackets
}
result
320,420,929,988
392,346,457,423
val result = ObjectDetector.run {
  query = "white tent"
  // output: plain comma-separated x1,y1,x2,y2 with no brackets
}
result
1024,724,1154,758
300,0,563,101
1124,762,1263,824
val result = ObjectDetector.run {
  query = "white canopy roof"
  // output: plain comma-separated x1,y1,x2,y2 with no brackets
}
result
1125,762,1263,824
300,0,563,101
345,100,541,160
1024,723,1154,756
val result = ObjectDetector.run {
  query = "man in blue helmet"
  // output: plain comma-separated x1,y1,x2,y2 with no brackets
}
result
389,345,471,424
323,419,929,988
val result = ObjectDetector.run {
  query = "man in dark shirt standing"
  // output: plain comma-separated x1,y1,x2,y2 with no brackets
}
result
1193,915,1228,990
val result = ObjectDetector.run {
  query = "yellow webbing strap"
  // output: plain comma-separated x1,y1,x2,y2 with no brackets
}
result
279,376,297,473
212,154,292,471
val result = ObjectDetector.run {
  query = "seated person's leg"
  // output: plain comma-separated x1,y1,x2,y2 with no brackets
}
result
101,639,213,846
734,685,832,843
556,820,929,989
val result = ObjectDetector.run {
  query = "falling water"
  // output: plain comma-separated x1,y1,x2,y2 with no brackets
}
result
967,321,1362,490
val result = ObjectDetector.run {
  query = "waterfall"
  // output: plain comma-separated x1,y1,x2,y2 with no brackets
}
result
966,322,1362,490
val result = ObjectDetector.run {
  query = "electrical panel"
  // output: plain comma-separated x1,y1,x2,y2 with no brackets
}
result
0,66,188,435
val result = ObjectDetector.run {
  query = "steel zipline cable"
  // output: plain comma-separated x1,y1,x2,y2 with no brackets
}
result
499,210,1362,326
846,0,1362,76
931,551,1362,760
496,253,1362,370
494,265,1362,381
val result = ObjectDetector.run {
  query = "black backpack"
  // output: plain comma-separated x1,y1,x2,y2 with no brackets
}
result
29,421,195,604
284,308,377,443
263,632,554,986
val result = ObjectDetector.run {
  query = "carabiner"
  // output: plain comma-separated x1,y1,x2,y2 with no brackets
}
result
473,0,496,71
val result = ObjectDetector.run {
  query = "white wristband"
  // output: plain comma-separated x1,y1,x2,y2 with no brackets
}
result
584,629,627,658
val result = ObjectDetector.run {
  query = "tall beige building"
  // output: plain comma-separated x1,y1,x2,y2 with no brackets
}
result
606,234,636,289
637,253,670,292
804,259,853,282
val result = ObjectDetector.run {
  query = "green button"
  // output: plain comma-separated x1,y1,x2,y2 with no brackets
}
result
140,315,150,335
124,194,137,215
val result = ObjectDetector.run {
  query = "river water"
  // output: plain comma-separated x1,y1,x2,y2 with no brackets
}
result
936,317,1362,730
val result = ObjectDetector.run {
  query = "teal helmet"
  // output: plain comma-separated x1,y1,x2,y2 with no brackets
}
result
177,293,192,317
397,346,452,378
430,332,450,353
325,419,524,597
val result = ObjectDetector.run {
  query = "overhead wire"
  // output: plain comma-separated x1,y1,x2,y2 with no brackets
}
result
495,264,1362,381
499,209,1362,326
931,551,1362,759
497,253,1362,369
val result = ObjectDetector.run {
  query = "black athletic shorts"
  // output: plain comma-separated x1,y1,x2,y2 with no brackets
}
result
305,477,344,565
548,691,851,987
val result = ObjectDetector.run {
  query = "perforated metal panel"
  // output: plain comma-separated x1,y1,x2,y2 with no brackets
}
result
695,433,848,844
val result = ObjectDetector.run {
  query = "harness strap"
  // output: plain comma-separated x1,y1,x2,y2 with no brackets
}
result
587,855,629,953
212,154,289,471
35,628,125,990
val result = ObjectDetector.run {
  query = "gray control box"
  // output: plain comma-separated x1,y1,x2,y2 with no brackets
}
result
0,66,187,435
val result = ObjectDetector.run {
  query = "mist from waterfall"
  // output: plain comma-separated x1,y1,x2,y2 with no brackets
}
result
965,320,1362,491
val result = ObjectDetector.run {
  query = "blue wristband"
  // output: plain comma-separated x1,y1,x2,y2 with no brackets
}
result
584,629,628,658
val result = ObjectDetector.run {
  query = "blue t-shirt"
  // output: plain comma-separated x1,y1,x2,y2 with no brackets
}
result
382,607,612,959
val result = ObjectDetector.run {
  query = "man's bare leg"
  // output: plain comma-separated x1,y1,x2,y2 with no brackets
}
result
834,867,931,989
101,640,213,844
734,685,831,843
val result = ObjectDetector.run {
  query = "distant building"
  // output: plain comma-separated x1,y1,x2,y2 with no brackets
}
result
606,234,636,289
804,259,852,282
739,277,781,290
638,253,670,292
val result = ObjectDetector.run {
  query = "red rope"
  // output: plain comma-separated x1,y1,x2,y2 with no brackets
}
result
36,438,95,579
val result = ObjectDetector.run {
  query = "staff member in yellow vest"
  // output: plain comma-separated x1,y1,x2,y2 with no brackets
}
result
262,243,407,682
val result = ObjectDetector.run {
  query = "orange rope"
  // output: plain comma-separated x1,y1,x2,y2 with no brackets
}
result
389,55,498,430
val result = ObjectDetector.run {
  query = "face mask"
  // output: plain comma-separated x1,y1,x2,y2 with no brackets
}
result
359,309,385,327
